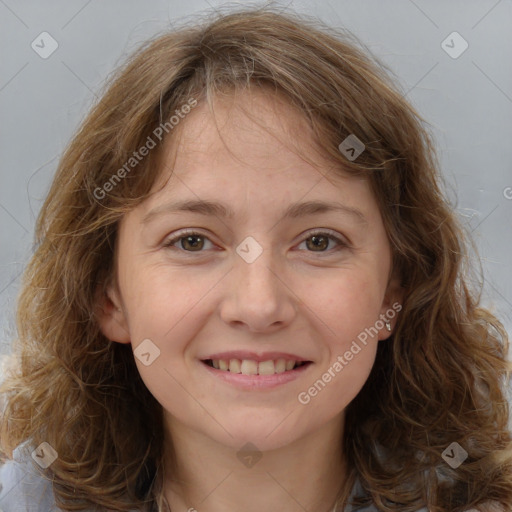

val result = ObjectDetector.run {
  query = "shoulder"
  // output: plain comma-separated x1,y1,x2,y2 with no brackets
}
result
0,442,57,511
466,502,507,512
342,500,505,512
0,442,143,511
345,479,506,512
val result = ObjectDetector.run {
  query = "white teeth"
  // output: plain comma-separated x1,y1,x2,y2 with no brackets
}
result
209,358,305,375
240,359,258,375
258,360,275,375
274,358,286,373
229,358,241,373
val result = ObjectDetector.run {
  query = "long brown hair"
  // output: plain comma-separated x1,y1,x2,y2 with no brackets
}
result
1,6,511,511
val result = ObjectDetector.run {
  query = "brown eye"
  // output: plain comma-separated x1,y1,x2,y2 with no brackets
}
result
297,231,347,253
164,231,214,252
306,234,329,251
180,234,205,251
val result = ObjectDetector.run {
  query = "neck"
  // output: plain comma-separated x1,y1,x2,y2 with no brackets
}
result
161,415,350,512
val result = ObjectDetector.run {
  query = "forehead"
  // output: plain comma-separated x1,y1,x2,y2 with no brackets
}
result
119,88,386,253
154,87,362,195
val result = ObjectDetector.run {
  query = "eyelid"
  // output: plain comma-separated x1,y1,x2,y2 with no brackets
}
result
296,228,350,252
163,227,350,254
299,228,348,244
163,228,215,250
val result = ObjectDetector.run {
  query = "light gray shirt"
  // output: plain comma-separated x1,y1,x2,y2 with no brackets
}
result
0,442,459,512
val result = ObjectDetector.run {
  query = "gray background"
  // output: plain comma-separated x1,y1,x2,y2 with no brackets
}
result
0,0,511,357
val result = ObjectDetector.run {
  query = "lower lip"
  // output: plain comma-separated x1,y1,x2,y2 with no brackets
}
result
200,360,312,390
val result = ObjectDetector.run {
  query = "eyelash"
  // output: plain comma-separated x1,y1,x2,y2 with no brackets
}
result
162,229,349,255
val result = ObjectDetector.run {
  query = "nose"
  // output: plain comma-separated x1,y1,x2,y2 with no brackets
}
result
219,251,297,333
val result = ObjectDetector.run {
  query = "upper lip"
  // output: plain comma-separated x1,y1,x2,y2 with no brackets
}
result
201,351,311,363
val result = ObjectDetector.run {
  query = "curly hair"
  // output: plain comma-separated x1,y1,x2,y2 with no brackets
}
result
1,6,511,512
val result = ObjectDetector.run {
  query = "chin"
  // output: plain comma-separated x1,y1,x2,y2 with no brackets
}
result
211,417,308,452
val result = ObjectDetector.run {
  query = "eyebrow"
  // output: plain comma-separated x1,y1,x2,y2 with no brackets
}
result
141,199,368,225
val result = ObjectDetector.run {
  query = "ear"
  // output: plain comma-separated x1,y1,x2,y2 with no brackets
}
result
378,274,404,341
94,279,131,344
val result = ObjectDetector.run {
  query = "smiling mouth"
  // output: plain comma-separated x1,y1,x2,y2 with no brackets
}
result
202,358,311,376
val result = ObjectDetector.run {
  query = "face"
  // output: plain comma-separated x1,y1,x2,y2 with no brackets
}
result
98,89,401,452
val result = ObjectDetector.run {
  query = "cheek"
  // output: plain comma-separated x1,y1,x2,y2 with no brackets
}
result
297,343,377,421
121,263,215,342
120,267,222,404
297,272,382,406
122,269,209,420
305,270,384,348
291,271,382,414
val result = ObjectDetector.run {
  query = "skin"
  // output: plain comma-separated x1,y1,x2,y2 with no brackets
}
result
97,88,402,512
